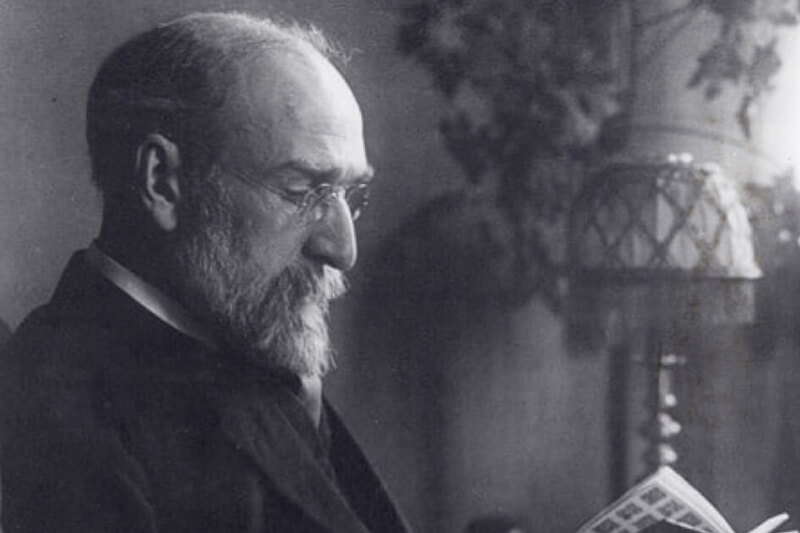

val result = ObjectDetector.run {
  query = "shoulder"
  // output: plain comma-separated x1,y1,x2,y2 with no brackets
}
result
0,279,149,450
1,300,131,389
0,307,124,440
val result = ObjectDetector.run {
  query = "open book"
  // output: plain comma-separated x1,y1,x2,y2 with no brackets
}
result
576,466,734,533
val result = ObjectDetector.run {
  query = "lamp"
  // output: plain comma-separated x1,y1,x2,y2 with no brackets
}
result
568,155,762,489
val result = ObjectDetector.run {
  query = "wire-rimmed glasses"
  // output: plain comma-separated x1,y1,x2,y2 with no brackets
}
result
189,142,370,222
235,174,370,223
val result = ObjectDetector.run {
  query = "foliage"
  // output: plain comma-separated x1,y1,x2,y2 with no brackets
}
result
690,0,800,136
399,0,622,169
398,0,622,295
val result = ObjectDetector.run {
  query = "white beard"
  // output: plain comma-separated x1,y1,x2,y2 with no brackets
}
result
172,177,347,377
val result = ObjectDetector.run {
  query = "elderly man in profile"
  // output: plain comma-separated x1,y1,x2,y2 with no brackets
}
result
0,12,408,533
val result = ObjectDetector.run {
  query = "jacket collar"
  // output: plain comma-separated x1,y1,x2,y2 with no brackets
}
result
84,242,217,349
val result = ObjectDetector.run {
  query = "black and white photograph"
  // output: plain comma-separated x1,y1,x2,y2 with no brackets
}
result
2,1,800,532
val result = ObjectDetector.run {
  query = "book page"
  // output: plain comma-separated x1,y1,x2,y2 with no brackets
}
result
576,467,735,533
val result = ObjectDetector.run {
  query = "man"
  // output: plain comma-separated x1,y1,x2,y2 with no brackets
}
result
0,12,408,533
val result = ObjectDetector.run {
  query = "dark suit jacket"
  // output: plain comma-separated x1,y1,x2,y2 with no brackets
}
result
0,252,409,533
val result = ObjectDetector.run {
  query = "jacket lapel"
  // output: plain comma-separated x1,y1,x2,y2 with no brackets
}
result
325,402,410,533
221,385,371,533
50,251,396,532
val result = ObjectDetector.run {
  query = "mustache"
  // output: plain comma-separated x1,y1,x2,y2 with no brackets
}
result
244,259,347,376
273,259,349,309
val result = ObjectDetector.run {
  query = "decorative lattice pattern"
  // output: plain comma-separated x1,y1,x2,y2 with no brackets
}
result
570,160,761,279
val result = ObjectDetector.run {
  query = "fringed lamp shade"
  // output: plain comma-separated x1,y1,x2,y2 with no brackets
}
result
569,157,762,334
568,156,763,475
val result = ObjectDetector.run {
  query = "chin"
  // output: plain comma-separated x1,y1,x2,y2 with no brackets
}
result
242,297,334,378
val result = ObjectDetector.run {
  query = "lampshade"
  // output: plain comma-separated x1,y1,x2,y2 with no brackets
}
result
569,156,762,333
571,156,761,280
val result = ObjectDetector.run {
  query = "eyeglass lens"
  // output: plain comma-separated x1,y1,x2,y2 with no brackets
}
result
308,184,369,221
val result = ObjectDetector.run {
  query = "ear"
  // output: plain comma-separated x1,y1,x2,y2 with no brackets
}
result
136,133,182,232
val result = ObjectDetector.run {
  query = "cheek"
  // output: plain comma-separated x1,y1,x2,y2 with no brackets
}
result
233,191,309,275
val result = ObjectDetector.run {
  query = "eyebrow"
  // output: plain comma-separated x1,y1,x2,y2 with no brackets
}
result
270,159,375,184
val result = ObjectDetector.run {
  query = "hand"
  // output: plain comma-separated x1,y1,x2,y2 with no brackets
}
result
747,513,797,533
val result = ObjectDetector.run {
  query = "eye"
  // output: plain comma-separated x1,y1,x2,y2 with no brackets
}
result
281,180,310,193
276,178,317,206
273,167,317,192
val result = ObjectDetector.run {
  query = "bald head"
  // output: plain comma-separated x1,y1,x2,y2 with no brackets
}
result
86,12,348,208
218,42,368,185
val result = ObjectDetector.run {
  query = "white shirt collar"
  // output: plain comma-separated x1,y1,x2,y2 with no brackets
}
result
85,243,217,349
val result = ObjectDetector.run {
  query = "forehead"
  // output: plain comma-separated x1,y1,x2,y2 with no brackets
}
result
217,44,369,181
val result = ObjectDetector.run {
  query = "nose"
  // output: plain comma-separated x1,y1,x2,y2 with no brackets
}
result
303,196,358,271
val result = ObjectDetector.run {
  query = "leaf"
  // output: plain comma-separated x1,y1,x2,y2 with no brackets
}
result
736,94,755,138
690,40,746,88
748,41,782,91
762,0,800,25
701,0,757,22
